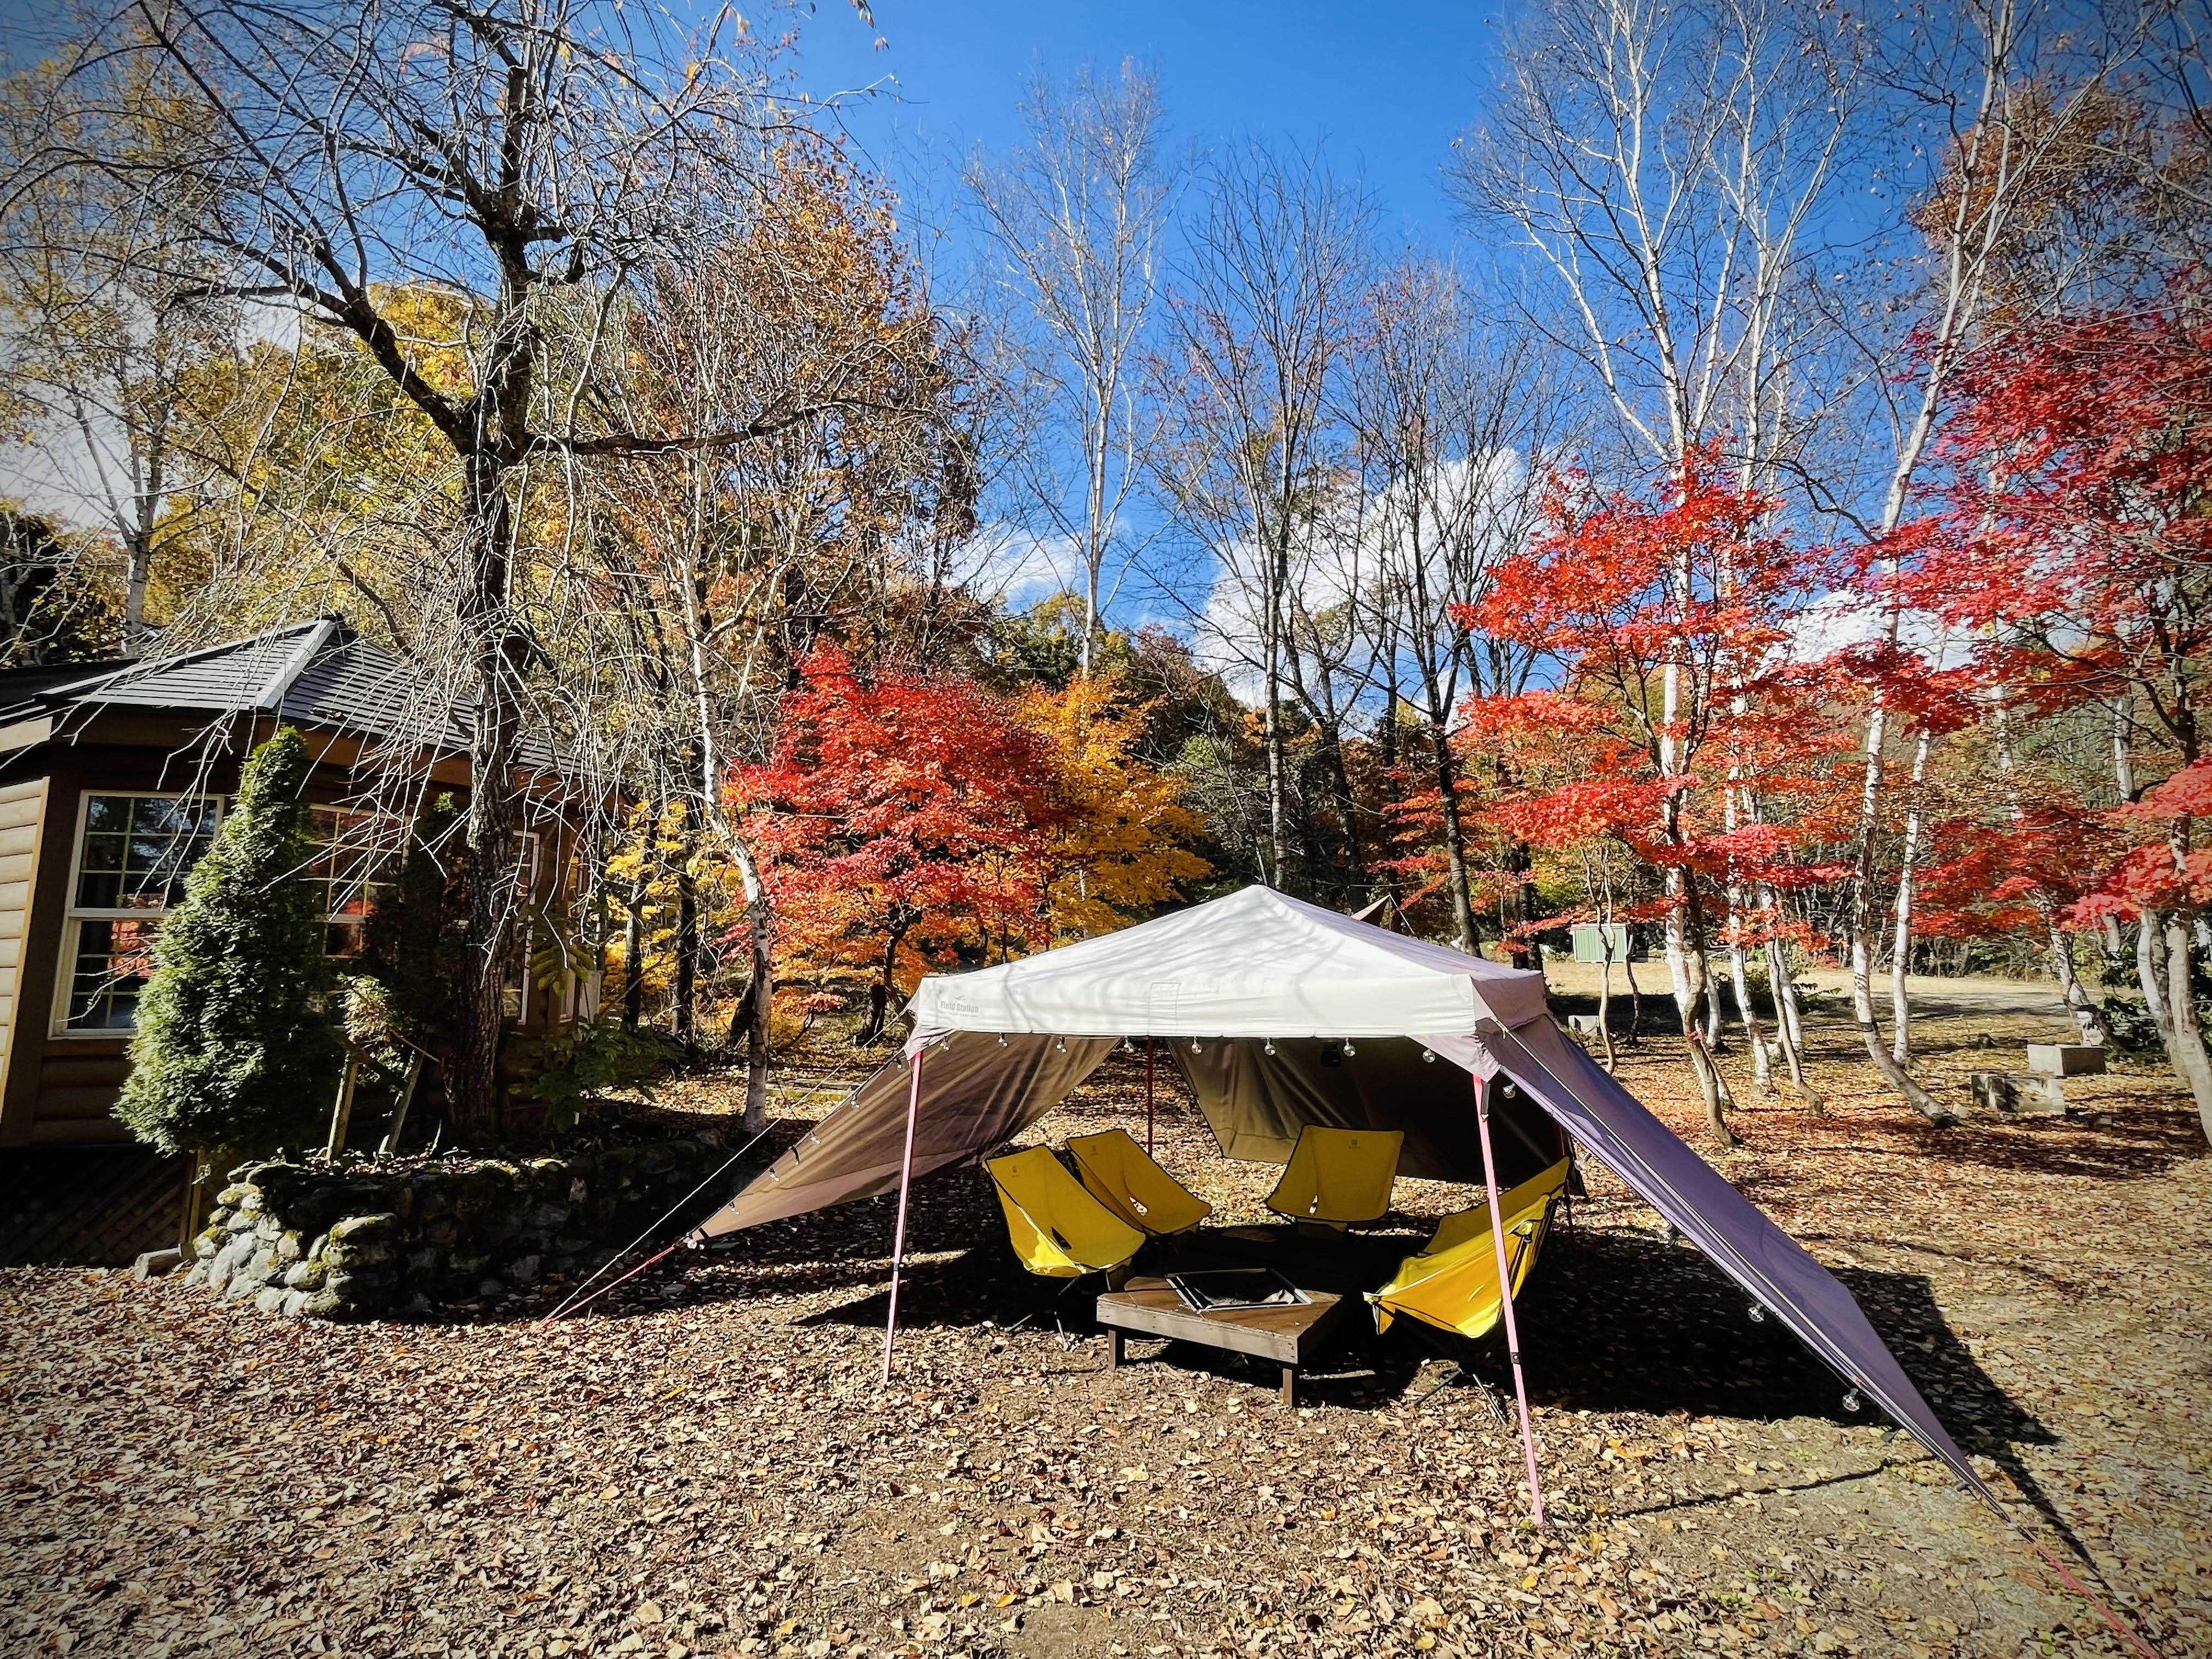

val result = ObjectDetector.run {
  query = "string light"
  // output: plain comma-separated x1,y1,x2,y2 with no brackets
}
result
1190,1039,1202,1053
996,1034,1008,1047
1055,1037,1067,1054
1342,1040,1357,1057
1263,1040,1276,1056
1420,1049,1435,1063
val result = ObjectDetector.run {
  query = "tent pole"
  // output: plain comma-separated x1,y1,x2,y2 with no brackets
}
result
1475,1070,1546,1527
1144,1037,1156,1157
881,1047,926,1387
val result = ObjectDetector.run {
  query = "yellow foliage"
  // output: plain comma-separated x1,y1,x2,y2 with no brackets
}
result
1017,674,1211,944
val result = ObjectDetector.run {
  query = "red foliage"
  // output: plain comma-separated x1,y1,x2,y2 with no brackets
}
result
729,647,1062,1023
1452,450,1841,929
1913,278,2212,926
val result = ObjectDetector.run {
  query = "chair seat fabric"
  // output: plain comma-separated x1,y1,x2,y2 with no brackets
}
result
1265,1125,1404,1230
986,1145,1147,1279
1066,1129,1213,1237
1368,1156,1571,1339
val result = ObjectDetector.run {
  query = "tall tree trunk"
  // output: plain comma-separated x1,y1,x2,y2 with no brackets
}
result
1429,723,1479,954
1726,937,1774,1095
674,851,698,1052
2045,917,2107,1046
1763,932,1819,1108
1888,727,1933,1064
2139,907,2175,1054
2165,907,2212,1144
621,871,646,1034
1848,700,1955,1124
1594,943,1617,1069
454,444,524,1144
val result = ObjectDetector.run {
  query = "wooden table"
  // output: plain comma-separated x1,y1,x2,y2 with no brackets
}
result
1096,1275,1348,1406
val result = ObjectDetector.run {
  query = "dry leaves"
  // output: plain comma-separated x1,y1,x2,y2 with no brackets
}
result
2,985,2207,1658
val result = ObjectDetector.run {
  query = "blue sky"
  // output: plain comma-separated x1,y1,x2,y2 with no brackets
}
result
780,0,1505,250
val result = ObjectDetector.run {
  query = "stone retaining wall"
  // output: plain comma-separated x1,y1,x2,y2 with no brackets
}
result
183,1130,735,1320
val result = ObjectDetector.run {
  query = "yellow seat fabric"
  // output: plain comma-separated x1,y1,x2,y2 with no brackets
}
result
985,1146,1148,1280
1066,1129,1213,1238
1367,1156,1572,1339
1264,1125,1404,1231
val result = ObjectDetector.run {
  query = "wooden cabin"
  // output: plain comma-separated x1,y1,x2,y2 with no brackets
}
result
0,618,590,1149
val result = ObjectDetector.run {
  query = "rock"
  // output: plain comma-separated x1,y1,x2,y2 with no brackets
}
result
283,1259,326,1290
2025,1043,2104,1077
214,1184,251,1208
1970,1071,2067,1117
224,1209,257,1234
276,1229,304,1263
225,1272,261,1301
281,1290,311,1318
184,1261,210,1288
506,1254,541,1285
299,1288,347,1319
328,1212,399,1243
212,1234,256,1279
478,1278,506,1299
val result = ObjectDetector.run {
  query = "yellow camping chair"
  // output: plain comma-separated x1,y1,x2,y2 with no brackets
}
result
1066,1129,1212,1238
985,1146,1148,1283
1265,1125,1404,1232
1367,1156,1571,1342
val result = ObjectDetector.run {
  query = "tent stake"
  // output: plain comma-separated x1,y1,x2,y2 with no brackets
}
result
1475,1071,1546,1527
1144,1037,1156,1157
881,1047,926,1386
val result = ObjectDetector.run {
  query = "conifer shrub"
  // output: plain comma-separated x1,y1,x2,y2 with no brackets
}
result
117,727,340,1158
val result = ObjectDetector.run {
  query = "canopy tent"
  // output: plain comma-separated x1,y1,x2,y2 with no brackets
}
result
693,886,1996,1519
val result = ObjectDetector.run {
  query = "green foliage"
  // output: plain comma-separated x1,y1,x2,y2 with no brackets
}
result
116,728,340,1158
531,1018,684,1130
0,505,120,666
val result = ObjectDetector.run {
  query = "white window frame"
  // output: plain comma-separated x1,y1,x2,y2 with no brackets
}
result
303,805,410,961
51,789,225,1039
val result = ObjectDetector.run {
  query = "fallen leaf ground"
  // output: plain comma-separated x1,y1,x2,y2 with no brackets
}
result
4,976,2208,1659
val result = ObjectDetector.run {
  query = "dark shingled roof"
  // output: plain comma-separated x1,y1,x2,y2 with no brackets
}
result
0,619,504,764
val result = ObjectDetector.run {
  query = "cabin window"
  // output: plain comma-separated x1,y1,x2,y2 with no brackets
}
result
304,808,408,958
56,793,223,1033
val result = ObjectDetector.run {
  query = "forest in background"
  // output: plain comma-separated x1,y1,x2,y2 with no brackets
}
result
0,0,2207,1150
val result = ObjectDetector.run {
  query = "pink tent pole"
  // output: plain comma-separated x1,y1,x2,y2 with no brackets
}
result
881,1047,926,1386
1144,1037,1156,1157
1474,1070,1546,1527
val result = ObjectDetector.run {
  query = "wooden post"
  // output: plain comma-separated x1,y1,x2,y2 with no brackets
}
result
881,1047,926,1386
378,1053,425,1158
325,1051,359,1159
1475,1070,1546,1527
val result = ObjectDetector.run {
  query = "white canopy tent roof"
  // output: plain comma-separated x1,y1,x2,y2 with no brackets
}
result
907,885,1549,1037
694,885,1995,1519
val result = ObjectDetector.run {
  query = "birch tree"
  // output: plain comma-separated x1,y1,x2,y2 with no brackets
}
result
967,60,1173,677
1153,143,1370,893
1449,0,1855,1131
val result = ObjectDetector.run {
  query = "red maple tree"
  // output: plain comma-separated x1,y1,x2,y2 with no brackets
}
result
1454,450,1835,1144
730,647,1063,1042
1910,276,2212,1133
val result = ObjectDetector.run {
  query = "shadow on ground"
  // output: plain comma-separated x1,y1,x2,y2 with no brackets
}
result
619,1162,2050,1455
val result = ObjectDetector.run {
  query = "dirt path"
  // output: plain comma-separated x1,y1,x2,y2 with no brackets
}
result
3,995,2206,1659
